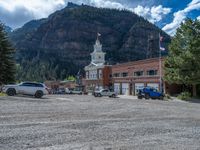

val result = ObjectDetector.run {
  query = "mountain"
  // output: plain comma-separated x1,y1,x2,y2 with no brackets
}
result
0,23,12,33
10,19,47,45
4,25,12,33
9,2,171,82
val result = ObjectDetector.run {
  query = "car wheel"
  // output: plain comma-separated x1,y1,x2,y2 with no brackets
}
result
7,88,16,96
35,91,43,98
98,93,102,97
111,94,116,98
145,94,150,99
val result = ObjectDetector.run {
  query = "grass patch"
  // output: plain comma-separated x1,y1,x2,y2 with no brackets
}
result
0,92,6,96
177,92,191,101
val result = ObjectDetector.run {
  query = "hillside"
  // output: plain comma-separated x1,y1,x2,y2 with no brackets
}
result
10,2,170,82
4,25,12,33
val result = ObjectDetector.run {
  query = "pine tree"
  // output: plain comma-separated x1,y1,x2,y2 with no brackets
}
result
164,18,200,95
0,23,16,85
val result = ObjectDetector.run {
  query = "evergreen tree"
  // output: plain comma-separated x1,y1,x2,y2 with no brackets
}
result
164,18,200,95
0,23,16,85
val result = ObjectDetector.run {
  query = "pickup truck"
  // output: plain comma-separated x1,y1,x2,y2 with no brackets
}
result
137,87,164,100
94,89,117,98
2,82,49,98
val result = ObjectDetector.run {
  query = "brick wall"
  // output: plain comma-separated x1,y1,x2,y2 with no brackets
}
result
112,58,165,95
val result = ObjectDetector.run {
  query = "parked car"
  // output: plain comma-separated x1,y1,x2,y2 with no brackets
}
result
137,87,164,100
2,82,49,98
65,88,72,94
94,89,117,98
57,88,66,94
70,89,83,95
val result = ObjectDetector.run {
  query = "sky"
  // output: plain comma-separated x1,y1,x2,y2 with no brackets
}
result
0,0,200,35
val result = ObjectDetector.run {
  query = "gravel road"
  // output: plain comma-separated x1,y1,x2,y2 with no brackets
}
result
0,95,200,150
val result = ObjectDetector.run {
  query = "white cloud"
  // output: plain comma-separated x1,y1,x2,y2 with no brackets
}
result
84,0,125,9
197,16,200,20
0,0,69,28
84,0,171,23
0,0,171,28
163,0,200,35
133,5,171,23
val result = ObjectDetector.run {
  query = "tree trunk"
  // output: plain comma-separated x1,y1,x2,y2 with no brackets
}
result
192,84,197,97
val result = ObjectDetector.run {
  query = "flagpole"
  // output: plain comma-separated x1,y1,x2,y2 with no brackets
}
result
159,33,162,93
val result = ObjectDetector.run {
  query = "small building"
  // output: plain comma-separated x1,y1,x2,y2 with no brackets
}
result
45,80,77,90
83,36,112,93
112,57,180,95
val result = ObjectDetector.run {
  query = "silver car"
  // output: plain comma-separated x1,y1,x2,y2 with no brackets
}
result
94,89,117,98
2,82,49,98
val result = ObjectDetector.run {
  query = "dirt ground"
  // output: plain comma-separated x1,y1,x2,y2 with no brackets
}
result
0,95,200,150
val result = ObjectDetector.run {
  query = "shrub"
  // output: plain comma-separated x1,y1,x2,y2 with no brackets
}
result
177,91,191,100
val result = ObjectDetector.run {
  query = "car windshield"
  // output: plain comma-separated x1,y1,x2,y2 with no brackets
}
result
153,89,158,92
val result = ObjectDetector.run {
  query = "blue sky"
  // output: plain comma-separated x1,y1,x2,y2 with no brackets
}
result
0,0,200,35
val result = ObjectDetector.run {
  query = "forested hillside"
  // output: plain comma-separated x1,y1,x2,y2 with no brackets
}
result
10,2,170,82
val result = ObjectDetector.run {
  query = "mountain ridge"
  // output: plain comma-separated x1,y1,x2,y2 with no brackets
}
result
9,2,171,81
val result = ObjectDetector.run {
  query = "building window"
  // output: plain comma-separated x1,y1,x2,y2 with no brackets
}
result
113,73,120,77
86,72,89,79
88,70,98,79
122,72,128,77
99,70,102,79
147,70,158,76
134,71,144,77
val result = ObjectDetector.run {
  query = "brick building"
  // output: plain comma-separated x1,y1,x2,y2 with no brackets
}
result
112,58,180,95
83,36,112,93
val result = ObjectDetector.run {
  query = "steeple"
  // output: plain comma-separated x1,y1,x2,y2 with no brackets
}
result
94,33,102,52
91,33,105,65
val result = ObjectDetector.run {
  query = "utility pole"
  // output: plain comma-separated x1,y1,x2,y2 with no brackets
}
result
158,33,162,93
147,35,153,59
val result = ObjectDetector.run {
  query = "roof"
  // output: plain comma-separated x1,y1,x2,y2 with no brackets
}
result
112,57,166,68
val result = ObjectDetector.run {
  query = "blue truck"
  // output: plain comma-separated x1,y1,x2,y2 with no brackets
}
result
137,87,164,100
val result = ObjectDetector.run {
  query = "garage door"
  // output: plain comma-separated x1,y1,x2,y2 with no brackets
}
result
147,83,159,91
114,83,120,94
122,83,129,95
135,83,144,95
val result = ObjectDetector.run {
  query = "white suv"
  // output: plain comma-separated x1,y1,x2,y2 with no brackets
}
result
2,82,49,98
94,89,117,98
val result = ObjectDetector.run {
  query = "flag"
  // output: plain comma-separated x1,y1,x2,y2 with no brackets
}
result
97,33,101,37
159,34,165,51
160,47,165,51
160,36,163,42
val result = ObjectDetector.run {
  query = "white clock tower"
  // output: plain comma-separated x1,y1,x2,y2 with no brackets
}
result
84,33,111,93
90,35,105,65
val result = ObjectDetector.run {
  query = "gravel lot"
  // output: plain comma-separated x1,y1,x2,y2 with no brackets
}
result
0,95,200,150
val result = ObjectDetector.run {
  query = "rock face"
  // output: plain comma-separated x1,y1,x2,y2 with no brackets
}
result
10,3,170,81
